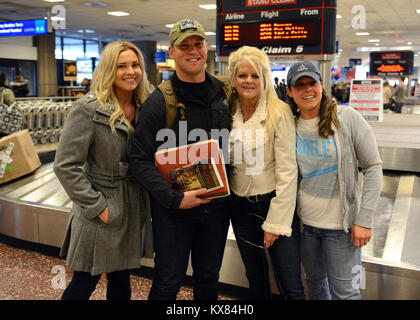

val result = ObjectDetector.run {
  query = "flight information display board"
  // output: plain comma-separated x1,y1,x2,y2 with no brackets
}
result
217,0,336,57
370,51,414,76
0,19,47,37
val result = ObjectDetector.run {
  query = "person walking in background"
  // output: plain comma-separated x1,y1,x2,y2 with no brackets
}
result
392,75,406,113
382,81,394,111
54,41,153,300
10,75,29,97
286,61,383,300
227,46,305,300
0,72,16,106
129,18,231,300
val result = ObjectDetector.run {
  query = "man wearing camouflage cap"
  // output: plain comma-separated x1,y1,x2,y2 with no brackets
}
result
130,18,231,300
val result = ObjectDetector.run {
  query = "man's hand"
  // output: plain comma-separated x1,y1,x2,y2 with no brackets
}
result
351,225,372,248
179,188,212,209
98,207,109,224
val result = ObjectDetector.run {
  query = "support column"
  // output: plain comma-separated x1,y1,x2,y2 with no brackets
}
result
132,40,159,86
34,32,57,97
319,59,332,96
206,50,216,75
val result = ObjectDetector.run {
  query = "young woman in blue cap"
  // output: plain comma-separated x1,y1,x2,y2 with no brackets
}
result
286,61,383,300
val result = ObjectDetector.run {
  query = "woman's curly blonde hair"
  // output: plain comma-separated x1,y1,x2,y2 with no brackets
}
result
227,46,292,134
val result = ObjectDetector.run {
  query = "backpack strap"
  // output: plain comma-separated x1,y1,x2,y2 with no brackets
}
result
214,75,236,115
157,80,186,129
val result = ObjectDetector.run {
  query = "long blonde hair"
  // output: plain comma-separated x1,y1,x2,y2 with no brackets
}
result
91,41,151,134
227,46,291,135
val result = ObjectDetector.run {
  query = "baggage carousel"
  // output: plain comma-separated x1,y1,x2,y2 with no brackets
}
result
1,109,420,299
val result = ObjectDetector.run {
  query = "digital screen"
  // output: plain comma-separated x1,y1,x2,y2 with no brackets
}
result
77,58,93,74
223,20,319,45
76,57,93,84
370,51,414,76
0,19,47,37
217,0,337,57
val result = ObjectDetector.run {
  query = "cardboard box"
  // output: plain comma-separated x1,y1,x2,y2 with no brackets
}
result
0,130,41,184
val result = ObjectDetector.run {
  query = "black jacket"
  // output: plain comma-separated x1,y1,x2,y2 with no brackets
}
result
129,72,231,215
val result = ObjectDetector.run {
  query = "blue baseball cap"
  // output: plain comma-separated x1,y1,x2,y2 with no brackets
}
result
287,61,322,87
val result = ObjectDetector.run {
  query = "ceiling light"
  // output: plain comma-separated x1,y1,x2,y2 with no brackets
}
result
43,0,65,2
336,14,342,19
107,11,130,16
408,42,413,45
368,39,380,42
83,2,108,7
78,29,95,33
356,32,369,36
165,24,174,28
199,4,217,10
205,31,216,35
416,9,420,13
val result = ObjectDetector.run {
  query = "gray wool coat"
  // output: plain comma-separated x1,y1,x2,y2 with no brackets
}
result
54,93,153,276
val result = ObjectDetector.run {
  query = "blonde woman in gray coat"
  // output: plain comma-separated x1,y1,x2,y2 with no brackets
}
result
54,41,152,300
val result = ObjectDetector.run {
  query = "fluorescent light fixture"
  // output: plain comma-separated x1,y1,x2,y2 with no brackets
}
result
43,0,65,2
83,2,108,7
78,29,95,33
205,31,216,35
107,11,130,16
416,9,420,13
199,4,217,9
368,39,380,42
336,14,342,19
210,45,217,48
356,32,369,36
408,42,413,45
165,24,174,28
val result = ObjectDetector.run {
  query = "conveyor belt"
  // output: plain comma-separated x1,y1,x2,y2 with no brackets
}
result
1,161,420,299
2,110,420,299
369,113,420,172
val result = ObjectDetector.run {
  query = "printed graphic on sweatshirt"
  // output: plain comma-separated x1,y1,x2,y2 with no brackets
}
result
296,132,340,198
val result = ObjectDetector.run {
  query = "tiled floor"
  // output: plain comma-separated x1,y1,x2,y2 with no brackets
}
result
0,241,232,300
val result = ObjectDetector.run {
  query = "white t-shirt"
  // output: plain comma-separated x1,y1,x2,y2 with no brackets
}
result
296,116,343,230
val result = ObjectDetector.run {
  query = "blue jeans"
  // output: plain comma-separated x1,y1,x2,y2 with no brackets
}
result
229,193,305,300
301,224,362,300
148,201,229,300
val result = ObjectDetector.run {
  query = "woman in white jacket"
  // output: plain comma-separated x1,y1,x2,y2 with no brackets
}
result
227,46,305,300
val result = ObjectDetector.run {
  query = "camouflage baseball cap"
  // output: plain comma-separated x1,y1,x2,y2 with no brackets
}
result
169,18,207,46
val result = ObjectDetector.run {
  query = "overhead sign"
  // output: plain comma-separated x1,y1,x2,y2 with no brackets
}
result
370,51,414,76
349,58,361,67
349,79,383,122
217,0,337,57
0,19,47,37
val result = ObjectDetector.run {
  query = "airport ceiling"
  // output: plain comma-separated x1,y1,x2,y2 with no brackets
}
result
1,0,420,68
